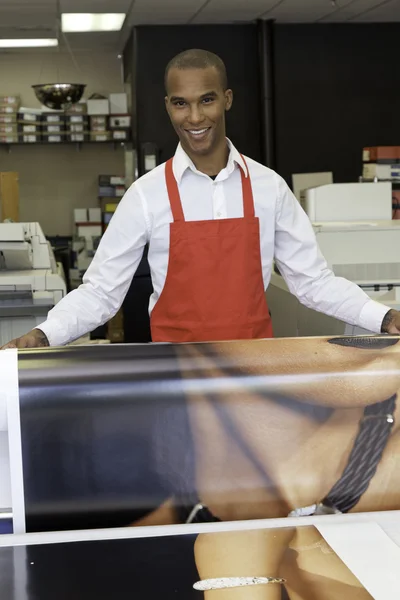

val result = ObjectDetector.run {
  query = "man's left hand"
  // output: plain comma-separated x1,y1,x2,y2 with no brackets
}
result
381,309,400,334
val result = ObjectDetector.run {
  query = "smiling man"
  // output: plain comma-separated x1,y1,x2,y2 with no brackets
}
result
2,48,400,349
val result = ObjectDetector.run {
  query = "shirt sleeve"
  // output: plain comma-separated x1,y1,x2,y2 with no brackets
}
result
38,184,149,346
273,174,390,333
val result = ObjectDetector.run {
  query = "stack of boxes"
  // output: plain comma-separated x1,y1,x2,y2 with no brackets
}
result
98,174,126,230
72,185,126,342
362,146,400,219
18,111,42,143
41,112,66,144
0,96,20,143
71,207,103,283
88,93,130,143
0,92,130,145
65,103,89,142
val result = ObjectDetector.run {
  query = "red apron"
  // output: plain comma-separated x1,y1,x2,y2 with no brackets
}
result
150,156,273,343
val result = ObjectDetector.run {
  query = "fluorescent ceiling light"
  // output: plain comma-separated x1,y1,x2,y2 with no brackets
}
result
0,38,58,48
62,13,126,33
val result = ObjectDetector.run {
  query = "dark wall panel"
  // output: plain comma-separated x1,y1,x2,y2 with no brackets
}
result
274,23,400,185
134,25,262,167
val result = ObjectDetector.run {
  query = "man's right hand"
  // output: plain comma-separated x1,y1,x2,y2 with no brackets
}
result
1,329,50,350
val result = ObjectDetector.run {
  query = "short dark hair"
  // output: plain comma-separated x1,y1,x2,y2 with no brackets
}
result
165,49,228,92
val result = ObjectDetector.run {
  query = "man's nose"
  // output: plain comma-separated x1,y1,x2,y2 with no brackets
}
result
188,105,205,125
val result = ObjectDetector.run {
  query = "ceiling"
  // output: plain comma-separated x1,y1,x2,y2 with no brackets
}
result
0,0,399,53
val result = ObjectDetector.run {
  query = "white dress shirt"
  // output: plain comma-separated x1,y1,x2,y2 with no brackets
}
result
40,139,390,346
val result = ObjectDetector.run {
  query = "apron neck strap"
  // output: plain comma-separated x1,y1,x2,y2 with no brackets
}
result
165,155,255,222
165,158,185,222
239,154,255,219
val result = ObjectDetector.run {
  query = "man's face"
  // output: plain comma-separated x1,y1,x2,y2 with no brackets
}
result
165,66,233,157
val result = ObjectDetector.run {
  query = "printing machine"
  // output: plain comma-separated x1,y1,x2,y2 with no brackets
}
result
0,222,66,346
300,181,392,222
267,181,398,337
268,220,400,337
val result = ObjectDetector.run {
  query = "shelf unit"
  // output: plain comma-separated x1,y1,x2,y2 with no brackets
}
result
0,140,131,153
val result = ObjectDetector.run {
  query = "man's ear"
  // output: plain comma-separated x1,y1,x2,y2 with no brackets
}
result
225,89,233,112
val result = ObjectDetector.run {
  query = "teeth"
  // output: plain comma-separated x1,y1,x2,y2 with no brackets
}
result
189,128,208,135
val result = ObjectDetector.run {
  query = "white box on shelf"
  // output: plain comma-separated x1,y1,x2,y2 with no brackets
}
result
87,99,110,115
88,208,102,223
109,93,128,114
77,224,102,242
74,209,88,223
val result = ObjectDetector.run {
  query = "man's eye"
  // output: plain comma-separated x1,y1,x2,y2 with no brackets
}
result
174,101,186,107
202,97,213,104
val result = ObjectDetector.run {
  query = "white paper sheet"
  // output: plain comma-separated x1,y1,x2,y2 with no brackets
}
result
317,520,400,599
0,349,25,533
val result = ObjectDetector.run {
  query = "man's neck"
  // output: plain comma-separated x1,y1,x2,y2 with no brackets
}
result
186,139,229,177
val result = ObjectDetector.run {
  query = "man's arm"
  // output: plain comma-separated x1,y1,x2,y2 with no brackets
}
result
273,174,400,334
1,185,149,349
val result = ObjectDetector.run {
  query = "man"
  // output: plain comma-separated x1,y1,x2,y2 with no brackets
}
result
2,49,400,349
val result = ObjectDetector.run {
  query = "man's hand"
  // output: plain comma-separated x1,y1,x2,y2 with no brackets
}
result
1,329,50,350
381,310,400,334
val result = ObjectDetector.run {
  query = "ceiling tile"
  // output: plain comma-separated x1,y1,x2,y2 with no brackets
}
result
130,0,206,24
319,0,396,22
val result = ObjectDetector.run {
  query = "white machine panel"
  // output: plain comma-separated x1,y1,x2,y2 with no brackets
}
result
303,182,392,222
314,221,400,284
268,219,400,338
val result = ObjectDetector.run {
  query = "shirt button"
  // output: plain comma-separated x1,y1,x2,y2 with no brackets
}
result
217,212,222,217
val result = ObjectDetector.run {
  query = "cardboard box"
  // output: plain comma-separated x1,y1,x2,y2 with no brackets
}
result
0,135,18,144
91,123,108,133
90,132,111,142
18,123,42,134
90,115,108,128
77,224,102,239
0,105,17,114
41,113,65,123
67,133,90,143
87,99,110,115
0,115,17,124
0,96,20,106
65,102,87,115
74,208,88,223
99,175,125,186
42,133,65,143
0,124,18,135
105,202,119,212
109,93,128,115
68,124,88,133
363,146,400,162
99,185,125,198
42,124,65,134
109,115,131,129
112,129,130,141
67,115,89,124
17,112,41,122
89,207,102,223
19,134,41,143
363,163,400,180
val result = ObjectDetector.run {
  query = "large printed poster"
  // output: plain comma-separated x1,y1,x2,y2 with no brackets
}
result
15,335,400,530
0,524,376,600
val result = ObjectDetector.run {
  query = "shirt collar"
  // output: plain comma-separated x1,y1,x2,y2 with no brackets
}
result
172,138,248,184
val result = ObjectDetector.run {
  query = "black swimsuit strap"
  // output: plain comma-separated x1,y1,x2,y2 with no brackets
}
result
322,394,396,513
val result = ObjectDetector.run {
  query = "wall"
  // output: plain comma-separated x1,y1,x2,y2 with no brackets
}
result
0,50,125,235
273,23,400,186
132,25,262,171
